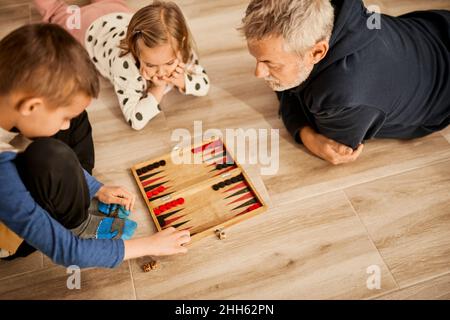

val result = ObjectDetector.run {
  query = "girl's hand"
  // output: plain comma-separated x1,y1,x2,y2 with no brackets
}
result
165,59,186,91
148,76,168,103
140,65,168,88
151,75,168,88
95,185,136,211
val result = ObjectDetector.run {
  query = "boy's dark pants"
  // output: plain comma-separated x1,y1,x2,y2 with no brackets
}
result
4,111,94,260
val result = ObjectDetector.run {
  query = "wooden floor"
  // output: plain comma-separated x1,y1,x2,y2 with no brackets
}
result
0,0,449,300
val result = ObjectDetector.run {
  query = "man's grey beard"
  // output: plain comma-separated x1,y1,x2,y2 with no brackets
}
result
265,62,314,92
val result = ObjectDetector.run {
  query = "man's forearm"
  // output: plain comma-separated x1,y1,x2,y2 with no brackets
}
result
299,126,315,145
298,125,363,165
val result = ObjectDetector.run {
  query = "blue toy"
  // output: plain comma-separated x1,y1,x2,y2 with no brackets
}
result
98,202,131,219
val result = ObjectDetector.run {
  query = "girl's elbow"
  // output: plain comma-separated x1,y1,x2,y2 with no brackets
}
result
197,85,210,97
130,121,147,131
128,115,154,131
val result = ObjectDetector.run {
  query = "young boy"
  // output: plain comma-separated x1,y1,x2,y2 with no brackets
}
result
0,24,190,268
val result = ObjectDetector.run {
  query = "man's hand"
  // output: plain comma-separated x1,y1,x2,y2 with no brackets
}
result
96,185,136,211
299,126,364,165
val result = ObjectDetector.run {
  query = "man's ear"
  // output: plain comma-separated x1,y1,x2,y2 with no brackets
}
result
17,97,44,116
308,40,329,65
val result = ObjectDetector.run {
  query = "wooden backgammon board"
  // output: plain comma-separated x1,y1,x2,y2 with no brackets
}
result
131,138,267,242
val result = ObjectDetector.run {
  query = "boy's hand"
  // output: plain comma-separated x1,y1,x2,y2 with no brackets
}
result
123,227,191,260
145,227,191,255
164,59,186,91
300,126,364,165
96,185,136,211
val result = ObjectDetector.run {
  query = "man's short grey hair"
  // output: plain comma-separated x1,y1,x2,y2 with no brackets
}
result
240,0,335,55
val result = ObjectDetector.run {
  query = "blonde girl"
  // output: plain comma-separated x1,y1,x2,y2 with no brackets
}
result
34,0,210,130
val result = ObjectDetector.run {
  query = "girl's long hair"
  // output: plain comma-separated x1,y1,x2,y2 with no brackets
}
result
119,1,196,64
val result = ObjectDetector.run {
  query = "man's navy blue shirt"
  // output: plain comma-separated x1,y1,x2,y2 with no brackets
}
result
280,0,450,149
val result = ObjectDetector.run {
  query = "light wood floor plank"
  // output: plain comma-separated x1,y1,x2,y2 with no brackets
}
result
0,259,135,299
0,3,30,39
0,252,43,281
345,161,450,288
375,273,450,300
264,131,450,206
0,0,448,300
364,0,450,16
129,191,397,300
441,126,450,144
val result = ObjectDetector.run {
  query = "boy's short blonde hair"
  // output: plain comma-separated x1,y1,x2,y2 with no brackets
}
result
0,24,99,108
240,0,335,55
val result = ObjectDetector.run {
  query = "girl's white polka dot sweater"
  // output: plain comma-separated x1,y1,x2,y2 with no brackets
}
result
85,13,210,130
